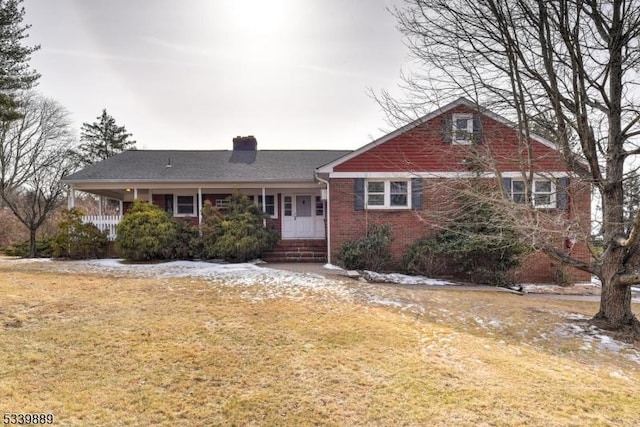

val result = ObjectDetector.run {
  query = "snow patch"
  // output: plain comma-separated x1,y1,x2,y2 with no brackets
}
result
556,320,640,364
323,263,344,270
361,270,456,286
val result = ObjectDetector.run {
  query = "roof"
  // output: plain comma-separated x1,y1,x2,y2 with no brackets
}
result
63,149,351,184
317,97,570,173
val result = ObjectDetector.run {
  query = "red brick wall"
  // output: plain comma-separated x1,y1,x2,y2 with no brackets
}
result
335,105,569,174
328,177,592,283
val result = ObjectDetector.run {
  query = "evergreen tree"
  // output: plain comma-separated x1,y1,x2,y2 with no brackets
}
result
76,109,136,165
0,0,40,121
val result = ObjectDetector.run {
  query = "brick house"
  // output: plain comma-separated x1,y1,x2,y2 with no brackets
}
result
63,98,591,282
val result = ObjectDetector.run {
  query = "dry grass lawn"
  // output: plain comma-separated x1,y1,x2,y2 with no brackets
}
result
1,259,640,426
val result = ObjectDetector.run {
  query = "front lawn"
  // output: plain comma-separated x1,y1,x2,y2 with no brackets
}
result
1,259,639,426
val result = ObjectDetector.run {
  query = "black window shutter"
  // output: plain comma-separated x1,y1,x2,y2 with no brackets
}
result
557,177,570,210
354,178,365,211
502,177,512,199
411,178,423,210
473,115,483,144
442,115,452,144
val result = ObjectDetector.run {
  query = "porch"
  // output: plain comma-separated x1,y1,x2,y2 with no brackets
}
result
71,184,329,245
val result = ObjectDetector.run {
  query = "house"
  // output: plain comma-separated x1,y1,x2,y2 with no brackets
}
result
62,98,591,283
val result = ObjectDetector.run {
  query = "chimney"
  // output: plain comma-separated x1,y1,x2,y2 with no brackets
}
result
232,135,257,151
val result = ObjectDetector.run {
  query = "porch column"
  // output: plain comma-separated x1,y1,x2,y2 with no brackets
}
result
133,188,138,200
261,187,267,228
198,188,203,225
119,200,123,215
98,195,104,216
149,189,153,205
68,185,75,209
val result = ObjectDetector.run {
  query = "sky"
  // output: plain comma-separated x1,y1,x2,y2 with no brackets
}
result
22,0,409,151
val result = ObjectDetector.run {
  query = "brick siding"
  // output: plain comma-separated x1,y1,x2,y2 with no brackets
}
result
329,177,591,283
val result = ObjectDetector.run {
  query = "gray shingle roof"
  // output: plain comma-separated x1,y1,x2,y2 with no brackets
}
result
63,150,351,183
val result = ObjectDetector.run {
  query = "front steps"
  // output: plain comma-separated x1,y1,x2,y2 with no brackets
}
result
262,239,327,263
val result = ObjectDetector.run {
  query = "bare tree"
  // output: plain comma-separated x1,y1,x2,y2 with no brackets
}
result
378,0,640,336
0,92,77,257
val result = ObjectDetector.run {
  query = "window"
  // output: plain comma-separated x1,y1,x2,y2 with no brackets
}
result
315,196,324,216
175,195,196,216
533,180,554,207
452,113,474,144
215,199,229,209
511,179,556,208
367,181,385,206
258,195,276,217
366,180,410,209
284,196,292,216
249,194,277,217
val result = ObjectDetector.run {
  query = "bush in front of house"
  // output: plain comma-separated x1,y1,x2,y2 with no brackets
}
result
202,193,279,262
403,198,530,285
338,224,393,271
402,234,449,277
51,208,108,259
3,238,53,257
199,200,224,259
168,218,203,260
116,200,177,261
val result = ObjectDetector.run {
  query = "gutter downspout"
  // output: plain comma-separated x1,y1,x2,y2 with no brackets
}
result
315,172,331,265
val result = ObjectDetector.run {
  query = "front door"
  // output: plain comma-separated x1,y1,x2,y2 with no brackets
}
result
282,194,314,238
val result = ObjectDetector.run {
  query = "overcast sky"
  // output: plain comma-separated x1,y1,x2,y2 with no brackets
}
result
23,0,408,150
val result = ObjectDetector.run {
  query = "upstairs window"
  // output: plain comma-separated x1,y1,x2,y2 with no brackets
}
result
452,113,474,144
443,113,482,145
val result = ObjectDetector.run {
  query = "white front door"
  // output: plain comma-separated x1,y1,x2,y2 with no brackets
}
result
282,194,315,238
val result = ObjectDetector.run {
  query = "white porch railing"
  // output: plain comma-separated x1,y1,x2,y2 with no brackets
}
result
82,215,122,241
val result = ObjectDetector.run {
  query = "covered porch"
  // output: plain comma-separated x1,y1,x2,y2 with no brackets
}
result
67,182,329,243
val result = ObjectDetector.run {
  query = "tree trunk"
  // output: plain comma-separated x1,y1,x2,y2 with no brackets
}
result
28,227,37,258
593,276,640,338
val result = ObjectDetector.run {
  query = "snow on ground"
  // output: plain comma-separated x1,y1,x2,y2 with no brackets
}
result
322,263,344,270
361,270,457,286
554,312,640,365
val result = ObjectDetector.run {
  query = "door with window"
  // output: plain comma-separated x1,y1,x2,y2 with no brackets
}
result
282,194,315,238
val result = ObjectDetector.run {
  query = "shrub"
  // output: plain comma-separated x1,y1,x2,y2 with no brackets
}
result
205,193,279,262
168,218,202,260
4,238,53,257
338,224,393,271
403,198,530,285
115,200,177,261
403,235,449,277
200,200,224,259
51,209,108,259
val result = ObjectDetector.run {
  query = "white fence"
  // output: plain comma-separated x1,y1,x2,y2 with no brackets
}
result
82,215,122,241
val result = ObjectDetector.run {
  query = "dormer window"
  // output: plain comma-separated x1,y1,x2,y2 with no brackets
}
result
452,113,474,145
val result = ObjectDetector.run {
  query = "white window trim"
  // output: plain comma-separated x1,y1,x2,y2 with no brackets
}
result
366,179,411,210
452,113,474,145
174,194,197,217
511,179,556,209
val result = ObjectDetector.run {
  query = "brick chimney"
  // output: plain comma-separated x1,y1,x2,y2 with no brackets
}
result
232,135,257,151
